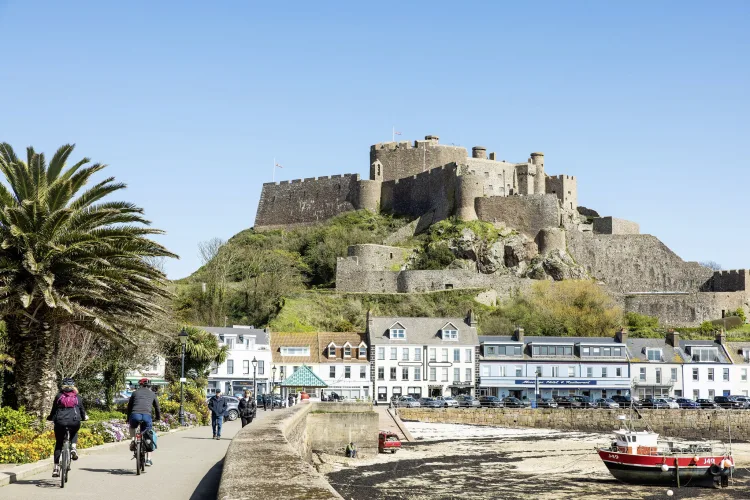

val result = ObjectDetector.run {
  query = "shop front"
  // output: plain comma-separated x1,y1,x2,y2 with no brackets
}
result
449,381,473,396
480,377,631,401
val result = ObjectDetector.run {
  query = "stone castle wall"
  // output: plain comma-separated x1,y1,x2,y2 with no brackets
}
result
702,269,750,292
380,164,458,221
254,174,362,230
397,407,750,442
545,174,578,212
623,292,749,326
475,194,561,239
593,216,640,235
566,231,713,293
370,140,467,182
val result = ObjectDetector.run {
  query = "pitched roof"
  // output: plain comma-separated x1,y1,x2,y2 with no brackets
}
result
478,334,628,361
626,338,682,363
679,339,732,363
726,342,750,364
281,365,327,388
199,326,270,344
369,316,478,346
317,332,369,364
271,332,320,363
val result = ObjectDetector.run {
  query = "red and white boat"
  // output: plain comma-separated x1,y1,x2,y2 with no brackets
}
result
597,417,734,488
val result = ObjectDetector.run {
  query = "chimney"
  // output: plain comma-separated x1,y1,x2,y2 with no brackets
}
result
715,330,726,346
366,309,373,333
616,328,628,344
514,326,525,343
666,330,679,347
467,309,478,328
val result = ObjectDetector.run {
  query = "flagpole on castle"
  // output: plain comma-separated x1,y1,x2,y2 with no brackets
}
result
273,157,276,182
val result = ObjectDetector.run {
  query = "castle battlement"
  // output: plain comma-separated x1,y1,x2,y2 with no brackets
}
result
716,269,747,276
549,174,576,181
262,174,361,186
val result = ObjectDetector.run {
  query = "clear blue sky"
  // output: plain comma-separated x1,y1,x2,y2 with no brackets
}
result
1,1,748,279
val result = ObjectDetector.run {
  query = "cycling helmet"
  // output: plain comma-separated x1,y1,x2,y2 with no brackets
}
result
62,378,75,387
138,378,151,387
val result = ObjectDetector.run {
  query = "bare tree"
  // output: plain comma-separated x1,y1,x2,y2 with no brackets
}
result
700,260,722,271
197,238,238,326
56,324,103,380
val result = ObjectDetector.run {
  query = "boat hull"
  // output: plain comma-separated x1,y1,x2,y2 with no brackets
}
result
597,449,733,486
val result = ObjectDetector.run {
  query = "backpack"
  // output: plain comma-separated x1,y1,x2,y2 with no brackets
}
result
143,428,158,452
58,391,78,408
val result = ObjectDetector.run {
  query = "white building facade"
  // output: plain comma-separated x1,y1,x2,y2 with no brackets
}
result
203,326,272,397
479,330,632,401
368,313,479,402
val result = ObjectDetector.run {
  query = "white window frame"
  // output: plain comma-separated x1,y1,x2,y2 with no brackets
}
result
414,368,422,381
281,346,310,356
442,329,458,341
328,345,336,357
344,345,351,357
646,349,661,362
377,347,385,360
359,345,367,358
390,328,406,339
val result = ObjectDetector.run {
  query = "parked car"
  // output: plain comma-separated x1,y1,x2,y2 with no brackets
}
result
570,395,597,409
418,397,443,408
478,396,504,408
696,398,722,409
594,398,620,409
501,397,525,408
662,397,680,409
675,398,699,409
714,396,744,409
537,398,558,408
395,396,421,408
641,397,670,409
454,395,481,408
378,431,401,453
610,395,640,407
552,396,575,408
435,396,459,408
733,396,750,408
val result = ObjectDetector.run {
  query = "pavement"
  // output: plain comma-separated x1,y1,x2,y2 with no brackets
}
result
0,406,281,500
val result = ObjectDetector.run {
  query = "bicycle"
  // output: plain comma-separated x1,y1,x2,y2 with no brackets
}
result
59,429,72,488
133,429,145,475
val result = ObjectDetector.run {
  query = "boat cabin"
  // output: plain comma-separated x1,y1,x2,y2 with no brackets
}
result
613,430,659,455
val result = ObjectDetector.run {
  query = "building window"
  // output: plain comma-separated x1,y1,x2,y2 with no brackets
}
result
647,349,661,361
515,365,523,377
378,387,387,401
225,338,234,349
378,367,384,380
328,345,336,357
359,345,367,358
466,368,472,382
613,347,622,357
568,366,575,377
582,347,590,356
465,349,472,363
454,368,460,382
377,347,385,360
671,368,677,381
602,348,611,357
693,389,699,400
693,368,699,381
723,368,729,381
414,368,421,381
708,368,714,381
360,366,367,379
243,360,249,375
392,387,402,398
441,367,449,382
487,346,496,355
429,367,437,381
454,349,460,362
390,347,397,360
344,345,351,357
329,366,336,378
211,363,218,375
742,369,748,382
443,329,458,340
743,349,750,363
227,360,234,375
708,389,715,399
616,367,622,377
589,367,595,378
415,348,422,361
639,367,646,381
602,367,608,378
482,365,490,377
689,347,719,362
407,387,422,398
442,349,449,362
390,328,405,339
402,348,409,361
293,366,299,373
258,360,264,375
551,366,560,377
402,367,409,381
429,348,436,361
390,367,397,380
281,347,310,356
345,366,351,379
655,368,661,384
535,366,542,376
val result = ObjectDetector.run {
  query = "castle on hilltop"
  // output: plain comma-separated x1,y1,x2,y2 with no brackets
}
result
253,134,750,327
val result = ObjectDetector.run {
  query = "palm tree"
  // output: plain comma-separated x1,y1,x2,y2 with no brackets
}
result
180,326,229,380
0,144,176,416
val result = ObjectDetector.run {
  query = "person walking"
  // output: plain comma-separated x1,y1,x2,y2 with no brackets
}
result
207,389,228,440
47,378,88,478
238,390,256,428
288,394,294,407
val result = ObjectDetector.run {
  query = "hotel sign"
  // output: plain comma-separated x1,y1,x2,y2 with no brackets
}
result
515,379,597,386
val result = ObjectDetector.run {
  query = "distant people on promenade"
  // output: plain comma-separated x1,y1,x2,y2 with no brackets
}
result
238,390,256,427
207,389,228,440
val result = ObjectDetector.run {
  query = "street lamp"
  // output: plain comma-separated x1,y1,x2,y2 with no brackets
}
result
281,371,285,406
271,366,277,411
252,356,258,403
178,327,189,426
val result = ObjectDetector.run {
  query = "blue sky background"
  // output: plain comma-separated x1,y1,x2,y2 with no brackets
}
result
1,1,748,279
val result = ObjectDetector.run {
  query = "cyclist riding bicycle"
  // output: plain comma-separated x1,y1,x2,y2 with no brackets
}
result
47,378,88,478
126,378,161,466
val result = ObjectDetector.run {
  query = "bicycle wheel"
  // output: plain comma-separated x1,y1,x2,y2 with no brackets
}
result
135,438,141,476
139,440,146,472
60,447,68,488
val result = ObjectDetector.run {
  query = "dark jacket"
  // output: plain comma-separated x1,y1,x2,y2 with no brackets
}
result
47,389,87,426
127,387,162,421
238,397,256,418
208,395,228,416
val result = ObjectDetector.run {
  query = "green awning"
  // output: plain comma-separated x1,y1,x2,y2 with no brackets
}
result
280,365,327,388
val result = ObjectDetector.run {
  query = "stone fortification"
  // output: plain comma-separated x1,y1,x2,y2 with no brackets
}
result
397,407,750,443
624,291,749,326
702,269,750,292
380,164,458,221
370,135,466,182
474,194,561,239
593,216,640,235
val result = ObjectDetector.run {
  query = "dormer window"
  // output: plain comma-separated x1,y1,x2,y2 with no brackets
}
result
442,329,458,340
646,348,662,362
687,346,719,362
359,343,367,357
389,323,406,339
344,345,351,357
743,349,750,363
328,345,336,357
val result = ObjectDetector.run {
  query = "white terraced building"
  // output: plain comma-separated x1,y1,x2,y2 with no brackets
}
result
368,312,480,402
202,325,273,397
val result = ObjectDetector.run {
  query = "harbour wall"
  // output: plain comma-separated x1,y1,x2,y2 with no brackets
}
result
397,408,749,442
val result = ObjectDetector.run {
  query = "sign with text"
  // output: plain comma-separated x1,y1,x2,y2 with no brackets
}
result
515,379,597,386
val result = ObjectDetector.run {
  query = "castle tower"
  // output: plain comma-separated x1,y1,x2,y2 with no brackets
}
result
531,152,545,195
515,163,536,195
472,146,487,159
456,173,482,221
357,179,382,212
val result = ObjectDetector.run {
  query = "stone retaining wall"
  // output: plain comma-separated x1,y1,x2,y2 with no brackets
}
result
398,408,749,442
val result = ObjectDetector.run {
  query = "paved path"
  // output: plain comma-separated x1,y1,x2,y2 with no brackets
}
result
0,407,282,500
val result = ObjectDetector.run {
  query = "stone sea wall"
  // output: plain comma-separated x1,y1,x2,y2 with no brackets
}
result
398,408,749,442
